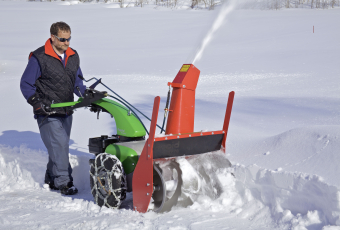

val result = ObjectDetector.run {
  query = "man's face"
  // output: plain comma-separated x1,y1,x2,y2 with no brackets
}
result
50,30,71,54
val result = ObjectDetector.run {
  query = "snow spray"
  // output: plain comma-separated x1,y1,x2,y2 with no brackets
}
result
192,0,236,65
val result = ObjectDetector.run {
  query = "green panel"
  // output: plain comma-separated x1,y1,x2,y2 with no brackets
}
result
105,144,138,174
50,98,146,138
50,98,82,108
93,98,146,138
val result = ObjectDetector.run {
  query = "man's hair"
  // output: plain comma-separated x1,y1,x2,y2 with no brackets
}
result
50,22,71,36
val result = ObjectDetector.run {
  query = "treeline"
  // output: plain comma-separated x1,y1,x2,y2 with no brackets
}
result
77,0,218,8
259,0,340,9
36,0,340,10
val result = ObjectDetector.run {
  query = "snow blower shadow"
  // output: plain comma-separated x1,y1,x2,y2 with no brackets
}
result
194,96,340,140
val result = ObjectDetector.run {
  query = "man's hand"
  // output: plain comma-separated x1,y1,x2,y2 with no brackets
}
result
33,102,50,115
84,89,94,98
27,93,51,115
84,89,107,98
72,88,107,110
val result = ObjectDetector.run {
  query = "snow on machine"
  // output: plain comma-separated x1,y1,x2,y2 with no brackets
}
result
50,64,235,213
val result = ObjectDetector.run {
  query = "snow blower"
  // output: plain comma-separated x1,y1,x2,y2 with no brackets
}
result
50,64,235,213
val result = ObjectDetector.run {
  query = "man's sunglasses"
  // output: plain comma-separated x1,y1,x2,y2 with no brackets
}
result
54,35,71,42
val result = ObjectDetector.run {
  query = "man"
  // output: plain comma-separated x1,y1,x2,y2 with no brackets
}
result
20,22,86,195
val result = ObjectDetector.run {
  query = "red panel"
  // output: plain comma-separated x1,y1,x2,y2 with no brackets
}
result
132,96,160,213
165,64,200,135
222,91,235,152
173,72,186,84
172,64,200,91
165,88,195,135
181,65,200,91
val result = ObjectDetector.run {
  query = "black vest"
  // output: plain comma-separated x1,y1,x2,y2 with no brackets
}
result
32,43,79,115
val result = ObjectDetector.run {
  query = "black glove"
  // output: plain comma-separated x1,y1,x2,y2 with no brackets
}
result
27,93,50,115
27,93,41,105
84,89,94,97
84,89,107,98
33,102,50,115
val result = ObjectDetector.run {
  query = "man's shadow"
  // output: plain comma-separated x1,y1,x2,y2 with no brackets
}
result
0,130,88,155
0,130,135,209
0,130,97,201
0,130,48,151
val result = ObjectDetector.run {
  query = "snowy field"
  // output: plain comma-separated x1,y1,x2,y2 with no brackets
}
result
0,1,340,229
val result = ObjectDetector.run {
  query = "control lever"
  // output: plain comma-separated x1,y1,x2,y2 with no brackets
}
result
89,78,102,89
76,86,83,98
97,109,101,119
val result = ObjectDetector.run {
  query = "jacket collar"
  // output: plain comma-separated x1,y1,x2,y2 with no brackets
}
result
44,39,75,66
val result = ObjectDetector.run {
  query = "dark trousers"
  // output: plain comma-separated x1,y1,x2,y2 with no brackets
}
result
37,115,73,188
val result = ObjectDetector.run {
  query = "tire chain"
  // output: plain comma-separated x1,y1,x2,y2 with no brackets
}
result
90,153,127,209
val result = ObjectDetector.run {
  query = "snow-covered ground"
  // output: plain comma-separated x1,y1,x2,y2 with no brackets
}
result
0,1,340,229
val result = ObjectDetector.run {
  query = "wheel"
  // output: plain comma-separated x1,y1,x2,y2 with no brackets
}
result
152,161,183,213
89,153,127,209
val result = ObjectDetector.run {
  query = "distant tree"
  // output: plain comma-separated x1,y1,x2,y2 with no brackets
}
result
119,0,124,7
315,0,321,7
191,0,198,8
135,0,145,7
330,0,336,7
208,0,215,9
323,0,329,8
273,0,281,9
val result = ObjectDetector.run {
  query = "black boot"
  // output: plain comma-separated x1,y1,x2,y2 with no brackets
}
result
60,181,78,195
46,181,59,190
44,172,59,190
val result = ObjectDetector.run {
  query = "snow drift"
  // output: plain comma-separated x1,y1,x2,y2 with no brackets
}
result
1,126,340,229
